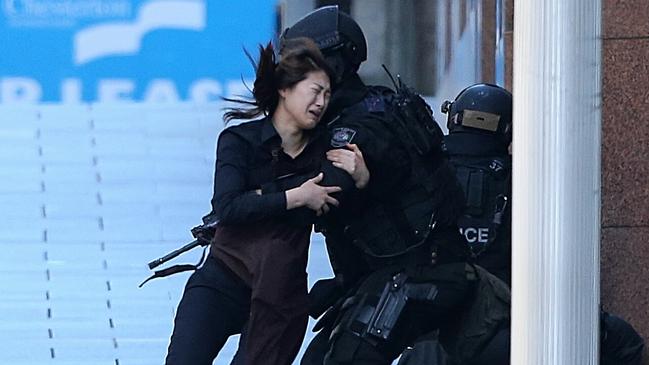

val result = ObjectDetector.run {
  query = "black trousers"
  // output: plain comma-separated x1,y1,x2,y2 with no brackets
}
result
601,311,644,365
304,263,474,365
165,256,251,365
303,325,509,365
394,312,643,365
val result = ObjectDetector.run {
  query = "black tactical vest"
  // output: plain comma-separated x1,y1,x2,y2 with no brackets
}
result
443,134,511,258
334,85,466,266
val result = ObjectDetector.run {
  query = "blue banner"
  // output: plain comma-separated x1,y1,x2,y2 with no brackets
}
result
0,0,276,103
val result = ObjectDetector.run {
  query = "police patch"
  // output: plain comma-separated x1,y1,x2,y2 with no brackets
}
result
331,127,357,147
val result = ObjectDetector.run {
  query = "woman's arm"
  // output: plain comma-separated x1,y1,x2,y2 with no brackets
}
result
212,130,341,224
211,131,286,224
256,144,369,216
286,173,341,216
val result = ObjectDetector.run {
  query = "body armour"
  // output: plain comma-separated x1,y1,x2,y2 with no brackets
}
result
327,84,468,268
444,132,512,283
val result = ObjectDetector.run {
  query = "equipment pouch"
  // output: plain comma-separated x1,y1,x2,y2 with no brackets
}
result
441,265,510,362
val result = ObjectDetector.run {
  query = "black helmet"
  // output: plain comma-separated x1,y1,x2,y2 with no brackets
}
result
281,6,367,83
441,83,512,143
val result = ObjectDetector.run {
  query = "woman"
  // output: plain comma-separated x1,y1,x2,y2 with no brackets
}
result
165,38,368,365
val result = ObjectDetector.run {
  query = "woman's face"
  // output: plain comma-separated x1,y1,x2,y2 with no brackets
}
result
278,70,331,130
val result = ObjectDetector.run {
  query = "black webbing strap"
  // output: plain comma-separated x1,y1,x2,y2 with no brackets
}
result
466,169,484,213
139,247,208,287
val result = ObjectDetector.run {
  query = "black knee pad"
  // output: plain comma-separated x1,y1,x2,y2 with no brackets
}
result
325,332,365,364
601,312,644,365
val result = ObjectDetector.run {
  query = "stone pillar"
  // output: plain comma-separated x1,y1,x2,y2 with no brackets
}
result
511,0,602,363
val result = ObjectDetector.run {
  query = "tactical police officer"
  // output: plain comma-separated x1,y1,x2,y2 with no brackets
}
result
279,6,487,365
441,83,513,286
400,83,643,365
408,83,516,365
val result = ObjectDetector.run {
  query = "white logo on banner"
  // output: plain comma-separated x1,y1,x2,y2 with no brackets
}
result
0,0,256,103
74,0,206,65
2,0,133,26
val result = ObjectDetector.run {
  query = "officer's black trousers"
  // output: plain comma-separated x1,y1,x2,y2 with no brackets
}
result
304,327,397,365
394,311,643,365
601,312,644,365
301,329,332,365
165,256,251,365
308,263,474,365
304,323,509,365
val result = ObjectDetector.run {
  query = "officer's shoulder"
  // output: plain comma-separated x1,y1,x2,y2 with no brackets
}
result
367,84,395,96
356,85,395,114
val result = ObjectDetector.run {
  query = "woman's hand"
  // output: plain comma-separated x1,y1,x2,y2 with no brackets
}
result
327,144,370,189
286,173,341,216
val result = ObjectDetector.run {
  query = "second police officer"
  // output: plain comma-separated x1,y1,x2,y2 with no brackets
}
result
435,83,644,365
397,83,643,364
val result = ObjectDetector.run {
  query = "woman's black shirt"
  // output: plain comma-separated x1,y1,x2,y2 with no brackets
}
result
211,116,344,224
207,116,353,284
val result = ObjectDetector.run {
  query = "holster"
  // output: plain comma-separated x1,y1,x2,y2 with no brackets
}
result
366,272,439,340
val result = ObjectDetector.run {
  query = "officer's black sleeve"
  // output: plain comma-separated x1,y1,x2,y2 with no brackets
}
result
333,112,410,196
259,110,410,211
259,159,356,194
261,107,410,198
210,130,286,224
257,158,358,226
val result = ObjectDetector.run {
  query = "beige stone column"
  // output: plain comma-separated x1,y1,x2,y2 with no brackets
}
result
511,0,602,363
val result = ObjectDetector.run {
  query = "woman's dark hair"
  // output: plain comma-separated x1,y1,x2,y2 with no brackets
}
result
223,37,333,123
